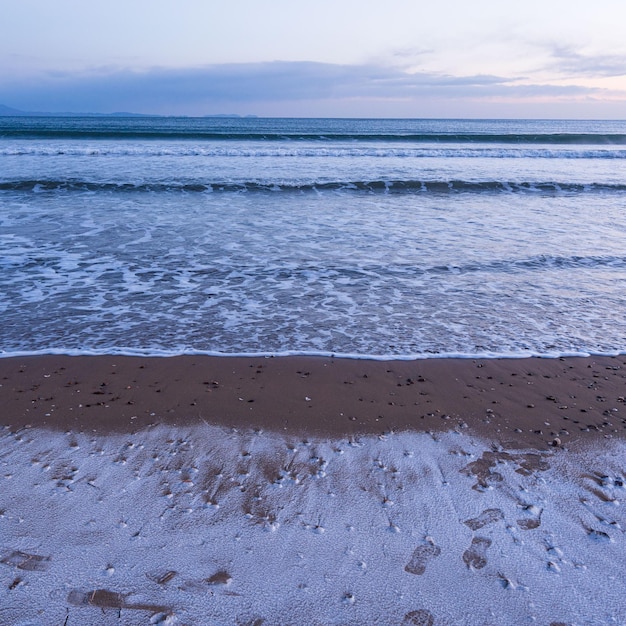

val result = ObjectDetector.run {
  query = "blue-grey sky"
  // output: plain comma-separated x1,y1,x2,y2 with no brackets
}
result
2,0,626,117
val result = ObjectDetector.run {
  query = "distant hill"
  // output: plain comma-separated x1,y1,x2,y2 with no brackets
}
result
0,104,29,116
0,104,154,117
0,105,256,118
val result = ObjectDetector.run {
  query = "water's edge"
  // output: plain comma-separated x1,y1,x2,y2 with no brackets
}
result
2,347,626,360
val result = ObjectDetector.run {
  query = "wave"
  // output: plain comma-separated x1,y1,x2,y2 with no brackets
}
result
3,128,626,144
174,254,626,277
419,254,626,275
2,145,626,159
8,252,625,276
2,178,626,195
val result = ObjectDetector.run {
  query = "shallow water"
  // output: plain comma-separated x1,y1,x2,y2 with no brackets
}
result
1,117,626,357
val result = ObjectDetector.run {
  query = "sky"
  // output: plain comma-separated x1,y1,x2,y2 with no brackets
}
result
1,0,626,118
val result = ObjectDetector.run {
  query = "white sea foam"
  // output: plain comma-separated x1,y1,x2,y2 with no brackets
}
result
2,186,626,357
1,423,624,624
2,143,626,159
1,347,622,360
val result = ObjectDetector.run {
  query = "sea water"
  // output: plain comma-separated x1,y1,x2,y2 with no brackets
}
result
1,117,625,358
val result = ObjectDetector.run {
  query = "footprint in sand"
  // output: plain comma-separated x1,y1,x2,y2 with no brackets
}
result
517,504,542,530
517,517,542,530
463,508,503,531
179,570,234,594
146,570,177,585
402,609,435,626
67,588,170,614
0,549,50,572
67,588,126,608
462,537,492,570
206,569,233,586
404,538,441,575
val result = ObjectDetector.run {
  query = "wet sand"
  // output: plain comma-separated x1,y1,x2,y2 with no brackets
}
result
2,354,625,445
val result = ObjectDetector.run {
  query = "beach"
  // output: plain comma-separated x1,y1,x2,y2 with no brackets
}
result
2,354,626,443
2,354,625,625
2,116,626,624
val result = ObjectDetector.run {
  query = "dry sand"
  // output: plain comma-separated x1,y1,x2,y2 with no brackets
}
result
1,355,625,625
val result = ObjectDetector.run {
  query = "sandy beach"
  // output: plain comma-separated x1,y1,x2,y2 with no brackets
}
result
3,353,626,443
1,354,625,624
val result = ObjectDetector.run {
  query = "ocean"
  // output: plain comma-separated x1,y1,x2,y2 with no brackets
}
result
1,116,625,359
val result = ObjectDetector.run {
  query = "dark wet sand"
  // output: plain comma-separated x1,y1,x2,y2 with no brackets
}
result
1,355,625,448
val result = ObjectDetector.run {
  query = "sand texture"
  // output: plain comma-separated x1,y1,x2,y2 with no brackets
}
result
1,355,625,625
2,354,626,444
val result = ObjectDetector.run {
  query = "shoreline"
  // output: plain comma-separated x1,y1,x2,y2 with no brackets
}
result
4,348,626,359
2,353,625,447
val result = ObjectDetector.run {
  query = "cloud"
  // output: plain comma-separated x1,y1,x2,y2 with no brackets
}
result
0,60,617,116
541,45,626,78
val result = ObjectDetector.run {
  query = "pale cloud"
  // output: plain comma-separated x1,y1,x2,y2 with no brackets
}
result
2,61,613,117
547,46,626,79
